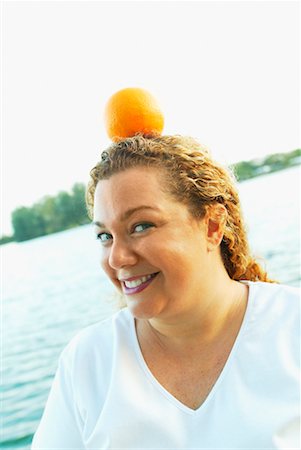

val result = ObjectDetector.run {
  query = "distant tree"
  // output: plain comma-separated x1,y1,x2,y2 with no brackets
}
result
234,160,258,181
36,196,60,233
0,235,15,245
71,183,90,225
233,149,300,182
290,149,301,159
12,206,46,241
10,183,90,242
54,191,75,229
264,154,288,170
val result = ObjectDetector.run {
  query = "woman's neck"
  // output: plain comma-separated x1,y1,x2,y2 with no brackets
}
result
137,278,249,352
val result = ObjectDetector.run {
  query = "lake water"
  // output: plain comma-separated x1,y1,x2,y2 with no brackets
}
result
1,166,300,449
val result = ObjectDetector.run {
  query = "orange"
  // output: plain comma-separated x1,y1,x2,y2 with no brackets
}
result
104,87,164,142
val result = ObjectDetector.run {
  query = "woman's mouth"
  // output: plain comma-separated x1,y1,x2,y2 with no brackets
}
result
121,272,159,295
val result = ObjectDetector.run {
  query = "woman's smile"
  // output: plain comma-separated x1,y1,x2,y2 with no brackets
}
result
120,272,159,295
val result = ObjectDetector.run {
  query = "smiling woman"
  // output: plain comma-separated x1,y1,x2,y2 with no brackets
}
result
32,135,300,449
91,164,247,323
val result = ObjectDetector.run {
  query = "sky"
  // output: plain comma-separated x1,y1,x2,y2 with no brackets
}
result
1,0,300,236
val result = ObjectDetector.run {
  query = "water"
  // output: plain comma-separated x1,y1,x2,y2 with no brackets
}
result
1,167,300,449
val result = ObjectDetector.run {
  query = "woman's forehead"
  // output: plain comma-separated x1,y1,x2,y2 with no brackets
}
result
95,166,167,196
93,167,191,223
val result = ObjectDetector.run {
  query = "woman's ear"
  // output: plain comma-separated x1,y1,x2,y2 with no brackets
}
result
204,204,227,251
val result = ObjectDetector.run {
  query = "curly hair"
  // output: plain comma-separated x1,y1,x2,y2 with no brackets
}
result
86,134,273,282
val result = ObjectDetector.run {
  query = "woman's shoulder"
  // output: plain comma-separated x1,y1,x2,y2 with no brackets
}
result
244,280,300,332
59,308,131,366
246,280,299,306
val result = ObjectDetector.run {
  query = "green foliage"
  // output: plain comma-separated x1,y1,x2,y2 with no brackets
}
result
10,183,90,242
0,235,15,245
233,148,300,182
233,160,258,181
12,207,46,241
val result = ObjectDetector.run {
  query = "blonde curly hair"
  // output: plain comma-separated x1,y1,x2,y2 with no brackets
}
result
86,134,273,282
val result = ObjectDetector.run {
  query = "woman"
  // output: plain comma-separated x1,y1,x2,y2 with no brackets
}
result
32,135,299,449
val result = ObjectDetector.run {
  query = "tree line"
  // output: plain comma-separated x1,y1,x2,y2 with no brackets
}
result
1,148,300,245
233,148,300,181
2,183,90,243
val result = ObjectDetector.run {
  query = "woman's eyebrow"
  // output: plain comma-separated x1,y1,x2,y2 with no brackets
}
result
93,205,161,228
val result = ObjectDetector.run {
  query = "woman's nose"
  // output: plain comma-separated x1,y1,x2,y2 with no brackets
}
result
108,238,138,269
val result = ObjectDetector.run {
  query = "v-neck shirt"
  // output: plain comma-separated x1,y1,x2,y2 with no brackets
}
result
32,281,300,449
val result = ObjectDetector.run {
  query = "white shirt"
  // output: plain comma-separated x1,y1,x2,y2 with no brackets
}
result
32,281,300,449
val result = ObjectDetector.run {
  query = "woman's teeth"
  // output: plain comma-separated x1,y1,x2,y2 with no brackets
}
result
124,274,154,288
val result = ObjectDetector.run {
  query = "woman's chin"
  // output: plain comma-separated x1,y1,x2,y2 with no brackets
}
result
126,297,163,320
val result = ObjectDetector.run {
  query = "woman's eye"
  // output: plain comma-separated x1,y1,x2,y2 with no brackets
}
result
133,223,154,233
96,232,112,244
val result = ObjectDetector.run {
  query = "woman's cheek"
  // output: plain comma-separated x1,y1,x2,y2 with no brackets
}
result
100,253,112,276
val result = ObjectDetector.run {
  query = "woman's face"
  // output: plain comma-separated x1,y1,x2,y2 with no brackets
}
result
93,167,215,320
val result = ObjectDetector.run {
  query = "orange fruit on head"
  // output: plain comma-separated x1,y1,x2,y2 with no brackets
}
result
104,87,164,142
